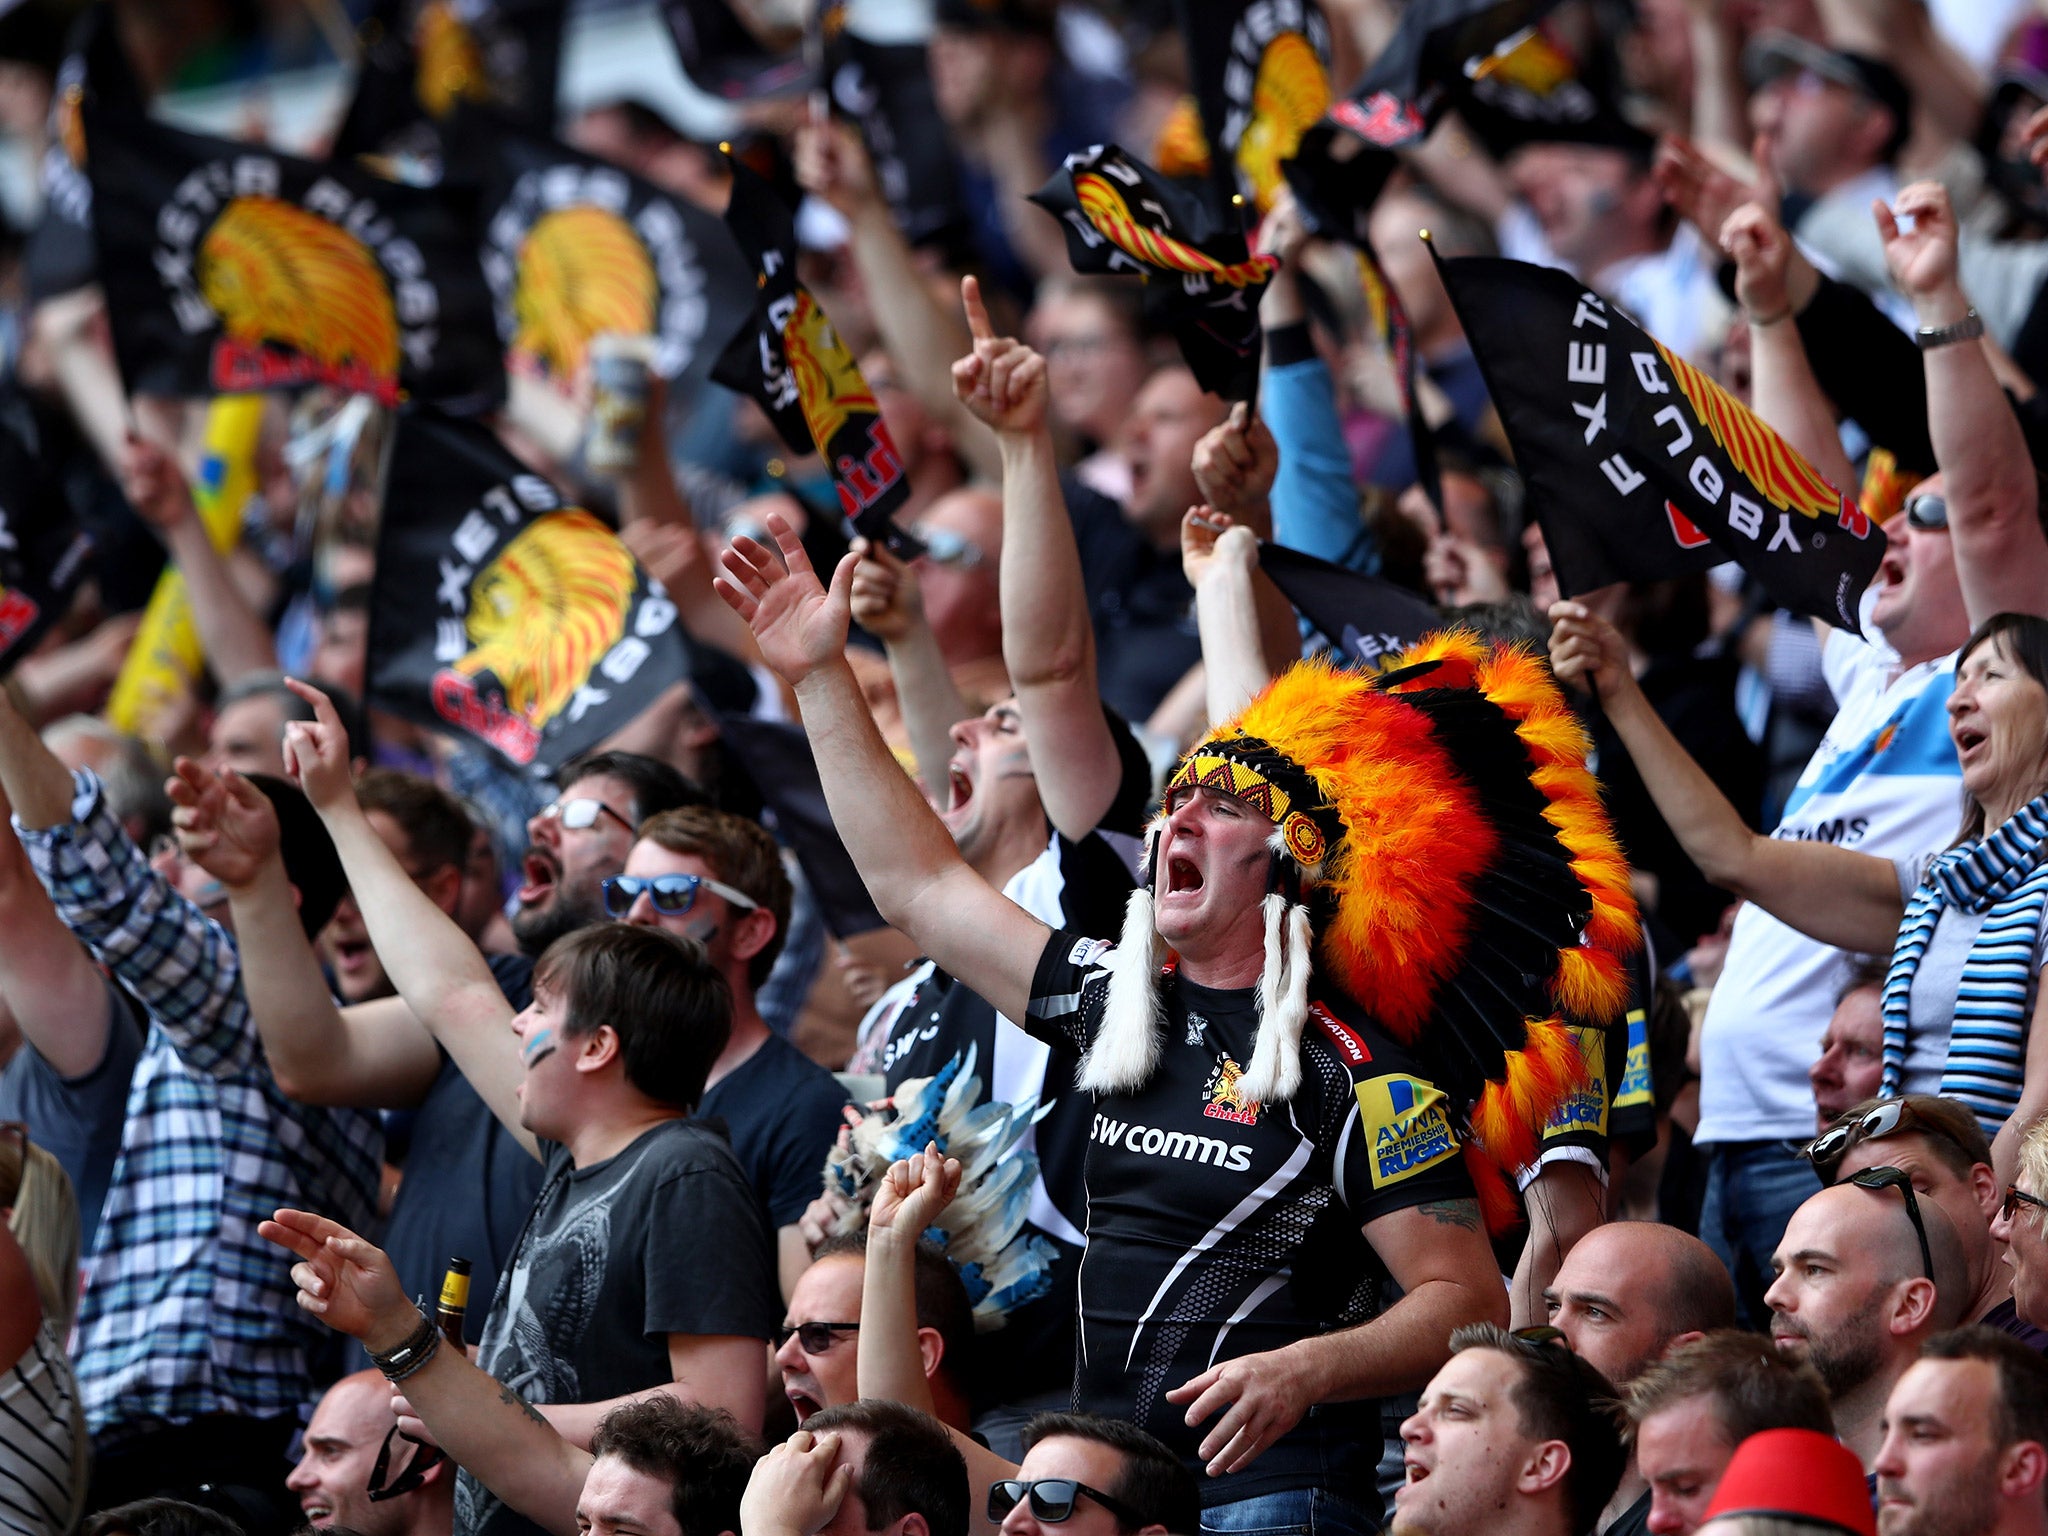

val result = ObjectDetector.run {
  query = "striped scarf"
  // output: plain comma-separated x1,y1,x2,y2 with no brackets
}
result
1881,792,2048,1136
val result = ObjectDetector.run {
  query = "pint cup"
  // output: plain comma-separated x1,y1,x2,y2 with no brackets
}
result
586,333,657,474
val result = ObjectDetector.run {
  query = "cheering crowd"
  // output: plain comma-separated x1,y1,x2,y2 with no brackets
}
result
16,1,2048,1536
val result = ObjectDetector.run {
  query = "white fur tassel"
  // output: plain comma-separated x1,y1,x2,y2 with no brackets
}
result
1242,895,1312,1106
1077,884,1165,1094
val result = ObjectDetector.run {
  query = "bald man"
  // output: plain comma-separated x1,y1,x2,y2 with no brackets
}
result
286,1370,453,1536
1766,1174,1973,1467
1544,1224,1737,1535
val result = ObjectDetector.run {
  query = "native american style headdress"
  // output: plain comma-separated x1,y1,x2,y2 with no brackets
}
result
1084,632,1639,1226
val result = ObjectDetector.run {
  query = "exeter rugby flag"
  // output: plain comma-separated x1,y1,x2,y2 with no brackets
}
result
1177,0,1332,212
712,160,922,557
1030,144,1276,401
333,0,566,164
366,409,691,773
1436,254,1885,631
1257,542,1442,669
463,111,752,386
824,33,965,249
24,3,145,302
0,390,92,673
84,107,502,411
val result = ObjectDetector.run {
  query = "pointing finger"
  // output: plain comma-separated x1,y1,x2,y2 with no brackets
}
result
961,274,995,342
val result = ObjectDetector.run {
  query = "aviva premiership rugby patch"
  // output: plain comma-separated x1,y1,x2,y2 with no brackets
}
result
1359,1074,1459,1188
1544,1026,1609,1140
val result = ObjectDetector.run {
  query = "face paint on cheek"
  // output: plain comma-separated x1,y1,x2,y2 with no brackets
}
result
521,1027,557,1068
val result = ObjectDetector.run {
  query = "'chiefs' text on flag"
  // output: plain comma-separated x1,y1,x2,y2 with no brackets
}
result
1436,254,1885,630
85,107,502,411
366,408,691,774
712,158,920,556
1030,143,1276,401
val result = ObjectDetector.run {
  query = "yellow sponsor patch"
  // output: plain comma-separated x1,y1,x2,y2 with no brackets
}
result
1615,1008,1653,1111
1360,1074,1459,1188
1544,1025,1610,1140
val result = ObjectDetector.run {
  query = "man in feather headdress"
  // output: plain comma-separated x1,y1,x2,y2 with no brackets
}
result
717,510,1639,1536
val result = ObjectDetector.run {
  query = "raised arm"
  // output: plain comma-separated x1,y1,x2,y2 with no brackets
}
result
167,759,447,1109
1189,404,1305,679
1549,602,1903,950
0,776,113,1079
951,277,1124,838
1878,182,2048,628
715,515,1049,1025
1183,510,1274,725
279,681,536,1156
261,1209,592,1536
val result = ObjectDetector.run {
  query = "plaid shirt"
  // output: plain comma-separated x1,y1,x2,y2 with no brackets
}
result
18,771,382,1438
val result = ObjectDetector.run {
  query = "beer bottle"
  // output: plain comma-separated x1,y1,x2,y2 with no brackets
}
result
435,1257,472,1346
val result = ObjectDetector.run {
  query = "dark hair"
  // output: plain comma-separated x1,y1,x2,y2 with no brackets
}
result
1625,1330,1834,1442
813,1232,974,1388
1921,1325,2048,1454
636,807,791,988
246,773,348,939
1954,614,2048,841
560,750,707,827
589,1397,762,1536
1835,953,1890,1005
1827,1094,1993,1182
215,671,364,762
356,769,474,878
1449,1324,1628,1535
535,924,731,1110
81,1499,246,1536
800,1401,968,1536
1021,1412,1201,1535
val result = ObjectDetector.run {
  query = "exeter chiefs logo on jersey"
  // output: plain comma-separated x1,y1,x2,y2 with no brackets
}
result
1202,1055,1261,1125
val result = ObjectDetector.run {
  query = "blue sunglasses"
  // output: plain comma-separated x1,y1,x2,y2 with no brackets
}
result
602,873,759,919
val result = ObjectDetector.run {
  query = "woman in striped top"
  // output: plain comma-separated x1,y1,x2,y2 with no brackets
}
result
0,1126,87,1536
1550,610,2048,1180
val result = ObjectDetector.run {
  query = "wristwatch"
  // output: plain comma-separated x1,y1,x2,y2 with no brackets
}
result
1915,308,1984,349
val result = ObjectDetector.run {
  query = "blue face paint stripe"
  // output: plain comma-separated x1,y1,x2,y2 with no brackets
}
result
521,1026,557,1067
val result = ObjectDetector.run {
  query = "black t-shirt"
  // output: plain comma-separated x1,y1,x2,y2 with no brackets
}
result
382,953,545,1340
457,1118,779,1536
1065,478,1202,723
1028,930,1476,1511
698,1030,851,1230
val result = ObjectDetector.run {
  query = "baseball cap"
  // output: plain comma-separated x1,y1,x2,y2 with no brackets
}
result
1699,1428,1876,1536
1744,32,1913,161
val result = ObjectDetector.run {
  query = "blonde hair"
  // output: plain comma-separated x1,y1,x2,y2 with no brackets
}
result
0,1131,81,1333
2019,1115,2048,1214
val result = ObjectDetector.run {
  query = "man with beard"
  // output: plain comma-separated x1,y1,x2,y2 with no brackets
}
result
1766,1176,1973,1466
183,747,702,1317
1875,1326,2048,1536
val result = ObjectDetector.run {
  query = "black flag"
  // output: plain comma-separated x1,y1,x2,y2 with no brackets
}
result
24,4,145,303
0,389,92,673
332,0,566,165
1435,254,1885,631
711,159,921,557
85,107,503,412
462,110,754,389
1030,143,1276,401
824,33,966,249
1176,0,1333,213
366,409,691,774
659,0,819,101
1257,542,1442,670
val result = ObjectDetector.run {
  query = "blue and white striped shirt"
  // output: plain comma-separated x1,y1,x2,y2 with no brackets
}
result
17,771,381,1437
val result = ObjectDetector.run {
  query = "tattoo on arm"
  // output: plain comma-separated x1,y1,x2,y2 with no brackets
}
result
499,1382,549,1428
1417,1199,1482,1231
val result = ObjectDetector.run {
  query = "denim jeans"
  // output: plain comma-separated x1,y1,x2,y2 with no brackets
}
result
1200,1485,1381,1536
1699,1139,1822,1326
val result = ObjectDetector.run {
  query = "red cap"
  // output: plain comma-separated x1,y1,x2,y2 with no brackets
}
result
1699,1429,1875,1536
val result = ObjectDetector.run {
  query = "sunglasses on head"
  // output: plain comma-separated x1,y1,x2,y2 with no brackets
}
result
1845,1165,1935,1280
539,797,636,836
2004,1186,2048,1223
1803,1099,1951,1182
1904,492,1949,531
772,1321,858,1353
365,1422,443,1503
987,1480,1147,1527
914,527,985,570
601,873,760,920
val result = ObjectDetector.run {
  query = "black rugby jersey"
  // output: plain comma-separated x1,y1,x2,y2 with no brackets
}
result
1027,928,1476,1512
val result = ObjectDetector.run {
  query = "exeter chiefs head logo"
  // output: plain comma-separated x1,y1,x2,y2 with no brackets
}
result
198,196,401,388
782,290,876,455
416,1,488,118
1237,33,1329,211
1073,173,1278,288
453,510,636,730
512,207,658,380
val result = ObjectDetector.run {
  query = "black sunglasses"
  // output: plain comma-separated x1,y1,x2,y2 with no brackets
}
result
1904,492,1949,531
2004,1186,2048,1223
1803,1099,1956,1182
366,1421,443,1503
1846,1165,1934,1280
773,1321,859,1353
988,1479,1147,1527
